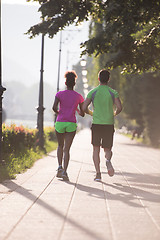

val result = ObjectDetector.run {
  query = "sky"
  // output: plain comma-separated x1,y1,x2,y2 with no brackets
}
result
2,0,89,90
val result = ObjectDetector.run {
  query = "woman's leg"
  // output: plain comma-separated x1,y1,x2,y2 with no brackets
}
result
63,131,76,172
55,131,65,166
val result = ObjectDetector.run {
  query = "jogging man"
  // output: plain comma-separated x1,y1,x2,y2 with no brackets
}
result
82,69,122,181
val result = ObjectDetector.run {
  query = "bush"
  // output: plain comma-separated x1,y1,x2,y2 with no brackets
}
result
2,124,38,154
0,124,57,182
44,126,57,141
2,124,57,155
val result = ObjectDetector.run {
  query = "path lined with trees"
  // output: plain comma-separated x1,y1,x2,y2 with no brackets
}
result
26,0,160,147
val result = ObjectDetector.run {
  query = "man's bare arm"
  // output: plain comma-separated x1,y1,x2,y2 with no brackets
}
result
114,97,122,116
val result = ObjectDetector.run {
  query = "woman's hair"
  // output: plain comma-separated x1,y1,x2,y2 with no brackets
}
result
64,70,77,88
98,69,110,83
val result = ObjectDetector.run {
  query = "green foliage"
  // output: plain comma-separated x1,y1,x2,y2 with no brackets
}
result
0,147,44,181
2,124,38,154
141,73,160,147
86,56,100,87
122,74,144,127
86,47,160,147
0,125,57,182
82,1,160,72
121,72,160,147
27,0,160,72
44,126,57,141
27,0,94,38
45,140,57,153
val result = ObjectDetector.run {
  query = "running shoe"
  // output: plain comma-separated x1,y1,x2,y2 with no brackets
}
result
56,166,63,178
94,172,101,181
106,160,114,177
62,171,69,181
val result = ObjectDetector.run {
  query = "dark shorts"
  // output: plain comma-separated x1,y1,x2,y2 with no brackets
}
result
91,124,115,149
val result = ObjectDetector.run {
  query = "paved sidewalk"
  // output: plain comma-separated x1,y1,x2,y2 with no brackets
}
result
0,129,160,240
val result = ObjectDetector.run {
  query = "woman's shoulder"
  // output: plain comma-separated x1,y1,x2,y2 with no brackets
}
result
56,90,67,95
73,90,82,96
56,90,68,99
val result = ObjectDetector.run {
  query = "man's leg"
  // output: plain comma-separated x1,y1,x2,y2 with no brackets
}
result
104,148,112,161
93,146,101,181
104,147,114,177
102,125,115,177
93,146,101,173
91,124,102,180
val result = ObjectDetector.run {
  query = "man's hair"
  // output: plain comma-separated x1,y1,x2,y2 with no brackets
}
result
64,70,77,87
98,69,110,83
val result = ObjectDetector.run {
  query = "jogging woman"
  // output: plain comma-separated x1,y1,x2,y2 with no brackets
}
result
52,71,84,181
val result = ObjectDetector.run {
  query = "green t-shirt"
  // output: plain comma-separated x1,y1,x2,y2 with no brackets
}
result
87,85,119,125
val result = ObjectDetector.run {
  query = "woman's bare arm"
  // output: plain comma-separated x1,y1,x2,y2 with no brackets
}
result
78,102,85,117
52,96,59,114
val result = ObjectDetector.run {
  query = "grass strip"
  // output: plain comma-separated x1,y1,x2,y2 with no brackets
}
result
0,140,57,182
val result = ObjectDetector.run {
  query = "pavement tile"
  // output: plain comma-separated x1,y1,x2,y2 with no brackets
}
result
0,129,160,240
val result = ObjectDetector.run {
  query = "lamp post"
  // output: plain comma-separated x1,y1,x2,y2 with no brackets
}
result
54,31,62,123
57,31,62,93
37,34,45,149
54,29,81,122
0,0,6,164
57,29,81,91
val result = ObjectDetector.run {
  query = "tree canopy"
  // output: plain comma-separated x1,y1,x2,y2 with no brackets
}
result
27,0,160,72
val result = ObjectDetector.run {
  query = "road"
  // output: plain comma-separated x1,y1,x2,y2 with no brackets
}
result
0,129,160,240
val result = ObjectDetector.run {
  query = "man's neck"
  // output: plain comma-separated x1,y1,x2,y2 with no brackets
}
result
100,82,108,86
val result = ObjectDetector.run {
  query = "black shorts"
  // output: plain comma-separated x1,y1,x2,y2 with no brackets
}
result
91,124,115,149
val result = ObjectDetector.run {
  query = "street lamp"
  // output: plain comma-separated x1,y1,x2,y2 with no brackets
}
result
37,34,45,149
0,0,6,164
80,59,88,98
80,59,87,67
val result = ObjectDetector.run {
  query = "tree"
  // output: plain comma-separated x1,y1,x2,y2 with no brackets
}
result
86,21,160,146
141,72,160,146
27,0,160,72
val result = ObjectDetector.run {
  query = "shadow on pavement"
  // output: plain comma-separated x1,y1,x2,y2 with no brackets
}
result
64,181,143,208
118,142,149,148
64,171,160,209
2,180,106,240
115,171,160,187
102,181,160,205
